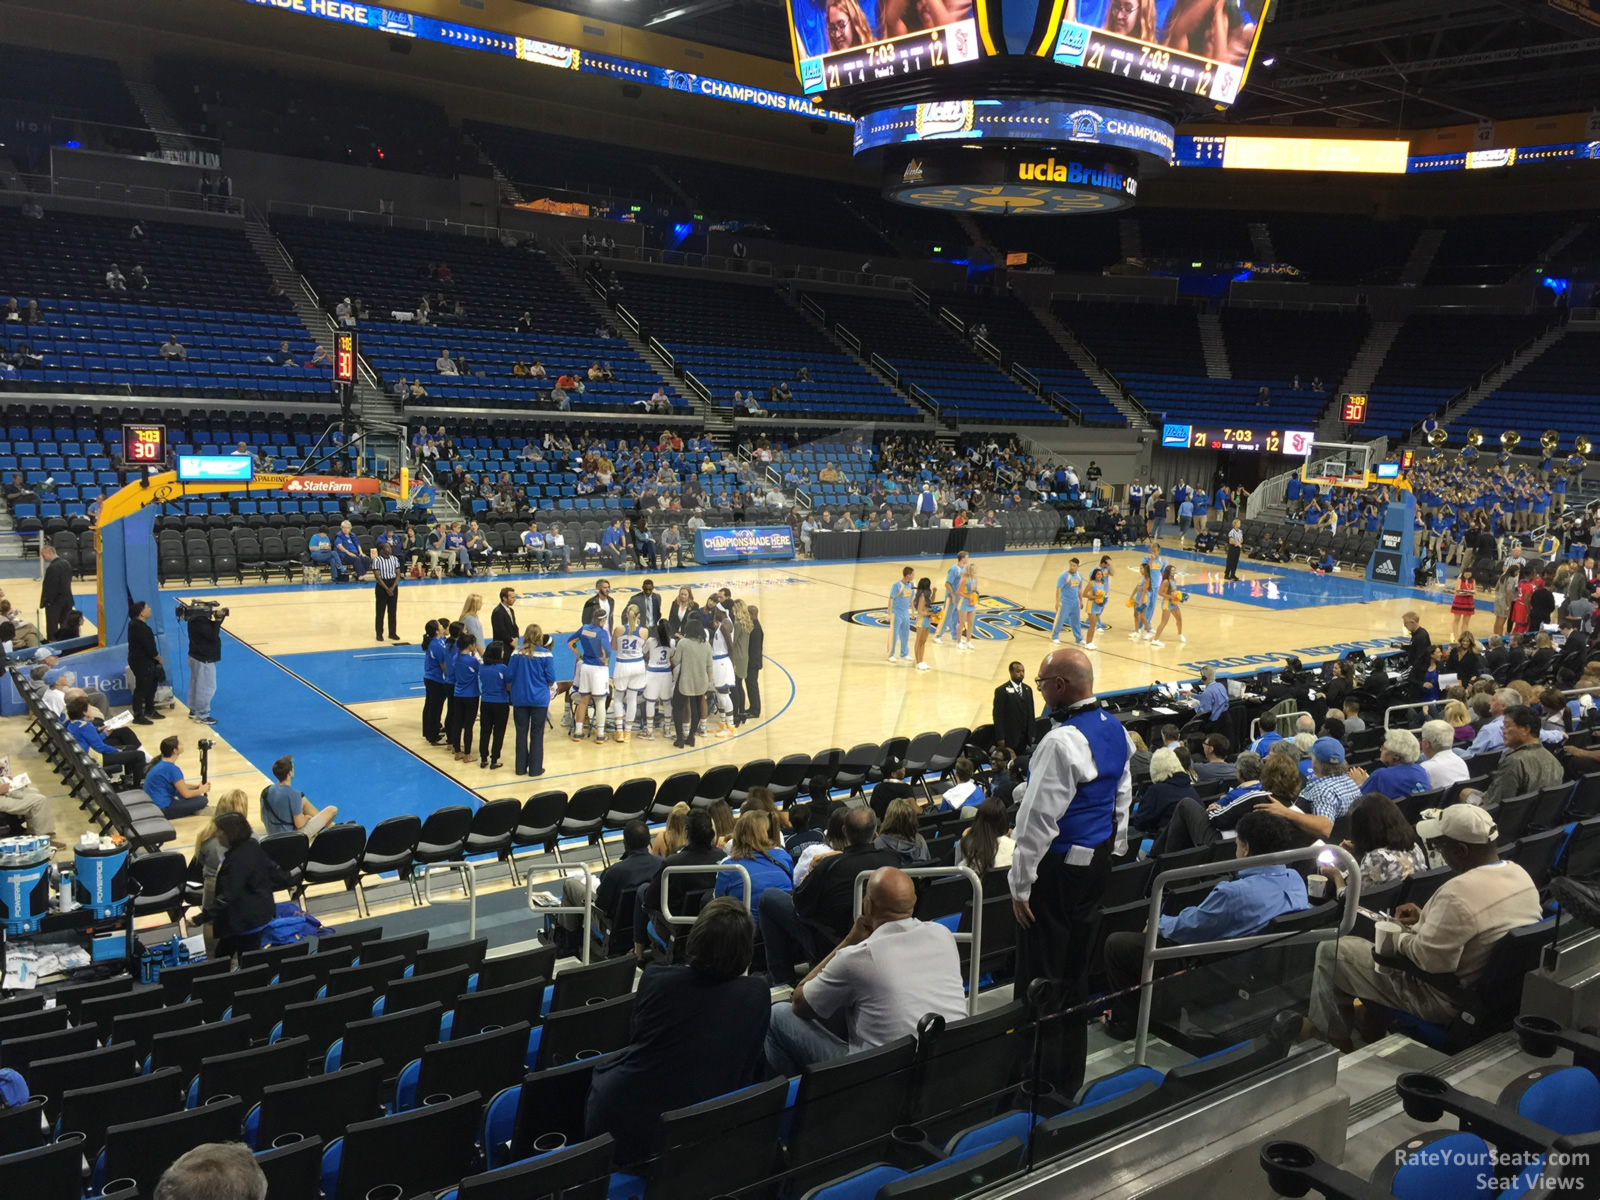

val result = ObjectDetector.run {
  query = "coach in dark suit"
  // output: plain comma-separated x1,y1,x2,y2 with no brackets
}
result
39,544,74,641
491,587,519,646
631,581,661,629
745,606,765,718
1401,611,1433,699
992,661,1036,753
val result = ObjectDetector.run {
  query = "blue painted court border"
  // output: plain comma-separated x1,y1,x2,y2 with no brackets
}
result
208,628,485,827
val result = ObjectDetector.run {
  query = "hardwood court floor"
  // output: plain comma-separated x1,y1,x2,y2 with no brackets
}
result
194,548,1450,802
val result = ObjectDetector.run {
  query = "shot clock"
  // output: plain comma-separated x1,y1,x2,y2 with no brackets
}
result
334,331,357,386
121,424,168,468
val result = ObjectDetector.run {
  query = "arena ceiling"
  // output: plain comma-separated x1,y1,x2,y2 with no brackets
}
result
528,0,1600,129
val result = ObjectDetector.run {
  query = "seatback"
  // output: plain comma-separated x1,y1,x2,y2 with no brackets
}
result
332,1091,482,1200
787,1036,918,1169
101,1097,245,1198
414,1022,531,1107
256,1060,386,1147
534,994,635,1070
451,979,546,1041
646,1076,788,1200
547,956,636,1013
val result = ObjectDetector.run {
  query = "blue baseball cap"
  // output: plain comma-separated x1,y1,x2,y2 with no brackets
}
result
1311,737,1346,765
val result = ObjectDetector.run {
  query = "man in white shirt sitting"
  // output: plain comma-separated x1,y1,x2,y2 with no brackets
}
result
765,867,967,1074
1418,719,1470,790
435,350,458,375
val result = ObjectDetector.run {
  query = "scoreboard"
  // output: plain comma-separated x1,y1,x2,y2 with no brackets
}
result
1341,394,1369,424
1161,424,1315,456
122,423,167,467
805,20,981,94
334,331,358,385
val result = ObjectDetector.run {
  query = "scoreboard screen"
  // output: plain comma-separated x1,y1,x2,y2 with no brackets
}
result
794,16,981,95
1161,424,1315,456
1341,393,1369,424
1050,0,1269,107
122,423,168,467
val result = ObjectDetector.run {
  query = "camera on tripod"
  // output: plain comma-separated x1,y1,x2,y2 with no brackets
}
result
176,598,229,622
197,737,214,783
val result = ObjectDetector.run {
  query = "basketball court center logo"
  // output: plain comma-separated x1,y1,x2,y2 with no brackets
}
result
841,594,1058,642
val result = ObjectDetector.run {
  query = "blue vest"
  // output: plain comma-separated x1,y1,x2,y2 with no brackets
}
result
1051,706,1130,853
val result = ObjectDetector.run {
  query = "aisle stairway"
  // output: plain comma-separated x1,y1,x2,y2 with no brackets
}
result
1318,319,1404,440
1029,303,1152,426
1197,311,1231,379
1439,323,1569,428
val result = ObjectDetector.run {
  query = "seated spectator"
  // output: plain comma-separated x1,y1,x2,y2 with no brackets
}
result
11,343,43,370
129,265,149,290
1318,792,1428,897
1418,719,1470,789
512,359,530,377
637,808,724,952
1104,810,1307,1038
454,351,471,376
715,809,795,922
1192,733,1236,784
198,812,292,958
874,797,930,865
1481,705,1564,804
154,1143,268,1199
530,359,547,379
939,756,983,812
1309,804,1541,1051
156,334,186,361
1130,746,1199,839
65,695,147,788
765,866,966,1074
557,819,663,954
586,898,768,1165
0,754,55,841
956,795,1013,875
307,528,345,581
260,755,337,837
1350,729,1434,800
105,264,126,290
794,805,847,887
869,760,927,821
760,806,898,985
1464,687,1519,754
599,520,625,569
408,378,428,400
651,802,690,858
1264,736,1361,839
306,346,329,369
143,735,211,818
435,349,458,375
521,523,551,570
466,522,494,570
1443,698,1476,745
784,802,825,857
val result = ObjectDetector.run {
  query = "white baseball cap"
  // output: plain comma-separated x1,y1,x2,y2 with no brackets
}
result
1416,804,1497,846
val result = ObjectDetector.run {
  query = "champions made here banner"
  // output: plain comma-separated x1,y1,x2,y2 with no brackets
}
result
694,526,797,564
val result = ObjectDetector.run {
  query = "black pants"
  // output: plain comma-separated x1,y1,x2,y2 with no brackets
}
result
422,679,450,743
45,600,72,641
746,667,762,717
479,701,509,764
102,748,147,787
512,704,548,775
130,662,158,718
1104,930,1180,1027
163,791,208,819
374,582,398,638
1224,543,1241,579
446,696,479,754
731,678,747,724
1014,839,1113,1100
672,689,698,746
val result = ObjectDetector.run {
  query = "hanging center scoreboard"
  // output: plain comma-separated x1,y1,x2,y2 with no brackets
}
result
1161,424,1315,455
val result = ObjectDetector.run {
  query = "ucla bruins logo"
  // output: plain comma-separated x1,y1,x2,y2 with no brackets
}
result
840,595,1060,642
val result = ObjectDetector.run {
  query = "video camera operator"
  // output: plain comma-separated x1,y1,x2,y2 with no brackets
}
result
179,600,228,726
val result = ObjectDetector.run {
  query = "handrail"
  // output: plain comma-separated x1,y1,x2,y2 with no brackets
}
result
1046,390,1084,423
1013,364,1040,392
1246,469,1295,520
972,334,1003,365
613,304,640,336
2,171,243,218
648,337,676,371
659,863,753,926
568,241,775,279
938,308,967,336
869,353,901,385
909,284,931,307
421,859,480,939
1135,844,1361,1064
835,324,862,353
853,865,985,1016
908,383,940,415
799,293,827,322
682,371,712,404
526,862,595,965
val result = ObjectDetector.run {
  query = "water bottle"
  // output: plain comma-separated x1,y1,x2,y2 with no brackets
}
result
1092,537,1102,554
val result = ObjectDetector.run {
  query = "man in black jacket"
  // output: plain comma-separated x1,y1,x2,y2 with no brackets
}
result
636,809,723,952
557,820,663,952
758,807,898,984
490,586,519,646
993,661,1036,753
38,544,74,641
630,580,661,630
184,604,224,726
745,605,765,718
1400,611,1433,699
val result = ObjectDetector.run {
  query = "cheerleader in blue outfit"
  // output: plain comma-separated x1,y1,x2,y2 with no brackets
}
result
509,626,556,777
1083,569,1109,649
477,641,512,769
447,633,481,762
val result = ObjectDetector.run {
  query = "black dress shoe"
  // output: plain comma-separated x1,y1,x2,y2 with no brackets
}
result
133,716,153,726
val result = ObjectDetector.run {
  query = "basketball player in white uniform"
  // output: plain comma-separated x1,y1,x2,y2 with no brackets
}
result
708,601,737,738
641,619,674,740
611,605,648,744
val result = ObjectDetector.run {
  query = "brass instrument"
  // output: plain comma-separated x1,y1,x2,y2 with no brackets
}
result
1466,429,1484,448
1577,435,1593,456
1541,429,1561,454
1500,430,1522,451
1426,426,1449,447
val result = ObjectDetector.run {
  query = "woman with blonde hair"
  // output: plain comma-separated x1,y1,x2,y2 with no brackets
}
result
194,789,251,956
825,0,873,49
460,594,485,645
730,599,754,726
651,801,690,857
707,799,736,847
739,785,785,847
1443,698,1475,745
713,809,794,925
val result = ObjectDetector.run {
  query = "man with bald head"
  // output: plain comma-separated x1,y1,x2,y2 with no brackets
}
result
1011,646,1134,1093
765,866,967,1075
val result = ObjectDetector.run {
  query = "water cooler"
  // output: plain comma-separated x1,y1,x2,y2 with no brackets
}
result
73,841,130,919
0,837,52,935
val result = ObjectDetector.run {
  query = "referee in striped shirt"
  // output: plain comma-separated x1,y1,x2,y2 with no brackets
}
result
372,536,402,642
